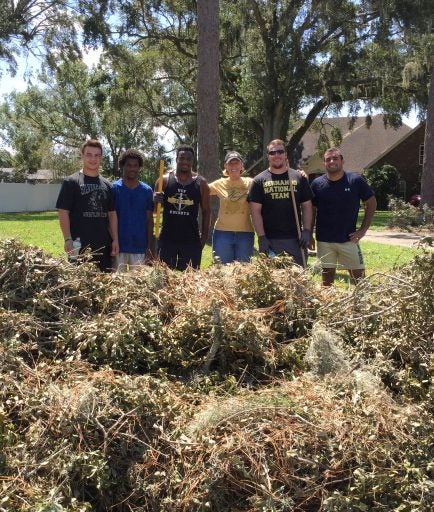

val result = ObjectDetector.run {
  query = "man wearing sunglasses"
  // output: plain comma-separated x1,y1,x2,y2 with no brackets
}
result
247,139,313,267
310,147,377,286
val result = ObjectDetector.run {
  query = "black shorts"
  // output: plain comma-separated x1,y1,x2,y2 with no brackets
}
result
158,239,202,271
269,238,307,267
91,245,113,272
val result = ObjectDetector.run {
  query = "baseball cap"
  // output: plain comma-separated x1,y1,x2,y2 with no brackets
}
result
224,151,244,163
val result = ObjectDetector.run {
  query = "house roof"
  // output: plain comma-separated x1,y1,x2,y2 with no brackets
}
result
298,115,412,173
0,168,57,181
364,121,425,169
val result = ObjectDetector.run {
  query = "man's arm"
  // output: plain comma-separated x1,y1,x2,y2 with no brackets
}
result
309,205,317,250
249,201,265,237
58,209,73,254
301,200,313,233
200,180,211,248
349,195,377,243
249,201,272,253
299,200,313,248
154,174,168,202
108,210,119,255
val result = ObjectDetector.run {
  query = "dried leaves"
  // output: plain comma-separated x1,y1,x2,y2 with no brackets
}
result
0,239,433,511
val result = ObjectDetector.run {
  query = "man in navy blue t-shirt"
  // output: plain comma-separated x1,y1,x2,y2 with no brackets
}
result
310,147,377,286
112,149,154,271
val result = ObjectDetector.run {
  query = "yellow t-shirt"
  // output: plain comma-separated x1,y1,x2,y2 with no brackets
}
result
209,176,254,232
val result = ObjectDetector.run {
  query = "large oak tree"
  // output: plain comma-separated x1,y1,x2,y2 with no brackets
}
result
2,0,433,184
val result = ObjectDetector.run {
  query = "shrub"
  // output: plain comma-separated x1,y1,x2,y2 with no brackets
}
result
365,164,401,210
388,197,434,230
388,197,422,229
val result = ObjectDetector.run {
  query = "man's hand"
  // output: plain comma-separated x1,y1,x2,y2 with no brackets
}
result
111,240,119,256
200,234,207,249
349,228,366,244
297,169,308,179
308,237,316,251
258,235,270,253
64,239,73,254
153,191,164,204
299,228,311,249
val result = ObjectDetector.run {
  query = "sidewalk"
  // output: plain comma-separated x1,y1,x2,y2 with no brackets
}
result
363,229,433,248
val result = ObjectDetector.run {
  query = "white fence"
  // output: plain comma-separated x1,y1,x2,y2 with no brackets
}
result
0,183,61,213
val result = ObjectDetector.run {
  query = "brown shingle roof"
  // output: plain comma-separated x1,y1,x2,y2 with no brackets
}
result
298,115,411,173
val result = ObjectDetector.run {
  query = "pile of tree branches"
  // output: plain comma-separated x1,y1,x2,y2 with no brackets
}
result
0,238,433,511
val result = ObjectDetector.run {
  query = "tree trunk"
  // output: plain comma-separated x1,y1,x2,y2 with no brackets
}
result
197,0,220,182
262,98,289,155
421,59,434,207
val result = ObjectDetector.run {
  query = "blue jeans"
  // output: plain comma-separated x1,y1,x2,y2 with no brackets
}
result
212,230,254,263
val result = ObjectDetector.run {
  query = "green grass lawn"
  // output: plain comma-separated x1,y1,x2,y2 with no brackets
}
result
0,211,63,256
0,210,418,275
368,210,392,231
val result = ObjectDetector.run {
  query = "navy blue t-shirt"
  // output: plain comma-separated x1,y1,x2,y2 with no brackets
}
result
112,179,154,253
311,172,374,243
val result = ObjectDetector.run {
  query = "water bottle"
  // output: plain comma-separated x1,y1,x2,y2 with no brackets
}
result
70,237,81,261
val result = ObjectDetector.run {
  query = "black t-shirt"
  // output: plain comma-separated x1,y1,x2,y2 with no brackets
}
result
247,168,313,239
56,171,115,249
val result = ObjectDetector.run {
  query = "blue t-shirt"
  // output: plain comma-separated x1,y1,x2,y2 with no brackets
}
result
311,172,374,243
112,179,154,253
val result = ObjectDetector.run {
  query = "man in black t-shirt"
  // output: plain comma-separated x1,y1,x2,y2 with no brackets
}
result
247,139,313,267
56,139,119,272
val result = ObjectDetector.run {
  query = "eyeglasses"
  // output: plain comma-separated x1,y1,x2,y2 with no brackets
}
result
268,149,285,155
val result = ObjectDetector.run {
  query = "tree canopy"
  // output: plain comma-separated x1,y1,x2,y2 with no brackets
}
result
1,0,433,183
0,0,79,73
0,57,161,177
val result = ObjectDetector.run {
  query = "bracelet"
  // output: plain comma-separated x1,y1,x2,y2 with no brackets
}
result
64,237,72,242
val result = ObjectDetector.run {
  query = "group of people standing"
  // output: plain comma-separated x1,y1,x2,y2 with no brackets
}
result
56,138,376,286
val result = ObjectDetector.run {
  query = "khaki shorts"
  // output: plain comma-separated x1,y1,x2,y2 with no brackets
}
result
317,241,365,270
114,252,146,272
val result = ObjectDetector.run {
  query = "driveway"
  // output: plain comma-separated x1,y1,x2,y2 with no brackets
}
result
363,229,434,248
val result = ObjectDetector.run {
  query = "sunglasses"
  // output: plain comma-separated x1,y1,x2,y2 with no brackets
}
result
268,149,285,155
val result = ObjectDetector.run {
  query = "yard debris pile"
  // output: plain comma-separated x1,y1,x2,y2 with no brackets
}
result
0,238,433,511
138,376,434,511
0,238,316,378
317,252,434,401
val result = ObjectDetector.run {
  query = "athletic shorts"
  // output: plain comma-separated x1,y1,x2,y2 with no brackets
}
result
317,241,365,270
114,253,146,272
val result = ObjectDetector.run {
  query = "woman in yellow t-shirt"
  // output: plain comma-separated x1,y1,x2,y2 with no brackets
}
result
209,151,254,263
